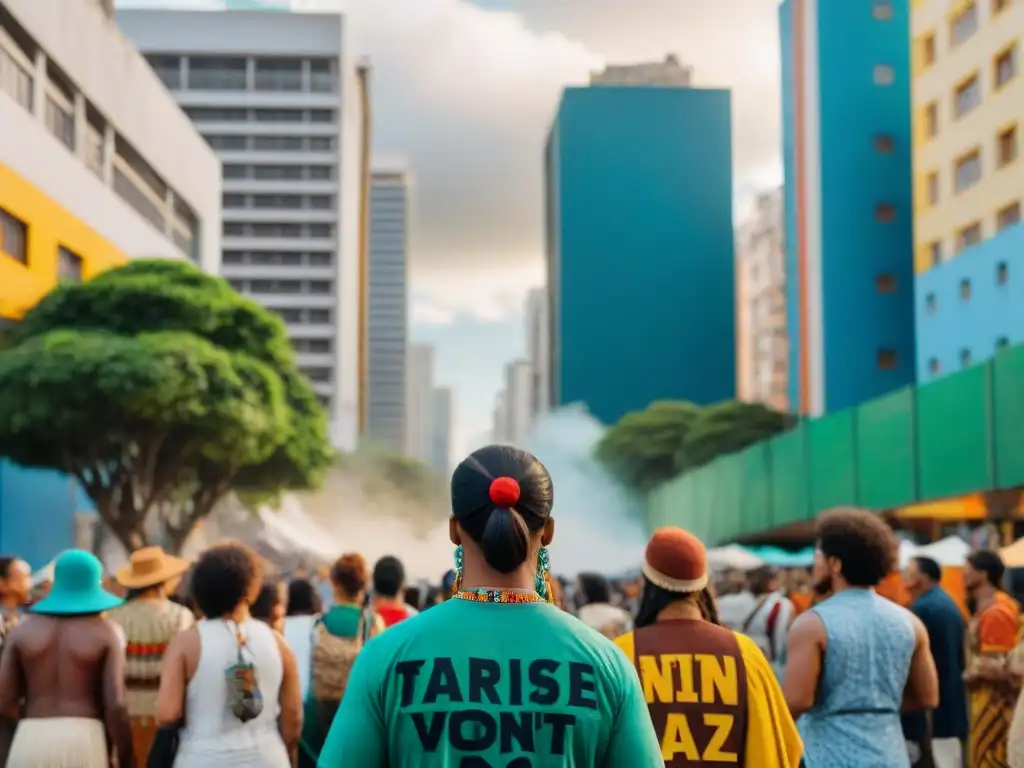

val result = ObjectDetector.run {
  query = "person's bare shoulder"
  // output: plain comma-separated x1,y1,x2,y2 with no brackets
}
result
788,608,826,644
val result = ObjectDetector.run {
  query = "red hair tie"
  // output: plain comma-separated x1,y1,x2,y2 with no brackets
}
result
489,477,520,508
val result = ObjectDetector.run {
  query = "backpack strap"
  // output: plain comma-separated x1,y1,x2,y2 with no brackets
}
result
741,595,770,634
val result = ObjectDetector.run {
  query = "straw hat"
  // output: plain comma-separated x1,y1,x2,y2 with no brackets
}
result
643,526,709,593
115,546,190,589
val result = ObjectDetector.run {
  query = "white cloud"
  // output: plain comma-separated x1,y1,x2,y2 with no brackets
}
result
410,300,456,326
411,262,543,323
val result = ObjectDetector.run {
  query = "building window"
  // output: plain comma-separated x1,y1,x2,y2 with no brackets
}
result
926,171,940,205
956,222,983,252
875,203,896,222
875,133,895,153
924,102,939,139
929,240,943,267
995,44,1018,89
960,278,972,300
873,64,895,85
954,74,982,118
925,292,937,313
920,33,937,68
187,57,247,91
45,97,75,151
876,273,897,293
57,246,83,282
997,201,1021,230
950,3,978,46
877,349,898,370
997,261,1009,284
222,193,245,208
929,358,941,376
998,125,1018,167
0,207,28,264
254,58,303,92
873,0,894,19
954,149,982,192
961,349,972,367
997,336,1010,351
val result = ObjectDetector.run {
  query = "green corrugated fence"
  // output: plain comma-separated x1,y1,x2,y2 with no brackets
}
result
647,345,1024,544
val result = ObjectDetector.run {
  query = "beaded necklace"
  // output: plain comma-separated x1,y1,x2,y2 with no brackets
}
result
454,587,544,604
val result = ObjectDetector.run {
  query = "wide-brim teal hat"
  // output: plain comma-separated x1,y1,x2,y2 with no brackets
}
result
30,549,124,616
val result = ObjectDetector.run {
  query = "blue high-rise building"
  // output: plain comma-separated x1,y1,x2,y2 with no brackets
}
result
544,84,735,425
779,0,915,415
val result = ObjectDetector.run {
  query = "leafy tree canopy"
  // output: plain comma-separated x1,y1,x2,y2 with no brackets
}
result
596,399,794,492
0,259,333,552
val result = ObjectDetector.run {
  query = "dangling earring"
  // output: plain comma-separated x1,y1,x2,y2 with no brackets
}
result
535,547,551,601
452,545,464,595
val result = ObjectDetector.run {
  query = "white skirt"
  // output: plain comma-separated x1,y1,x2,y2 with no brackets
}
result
7,717,108,768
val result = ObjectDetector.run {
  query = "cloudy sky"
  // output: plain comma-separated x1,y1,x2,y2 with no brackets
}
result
123,0,785,456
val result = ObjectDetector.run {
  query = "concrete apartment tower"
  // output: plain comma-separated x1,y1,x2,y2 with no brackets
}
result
118,7,363,449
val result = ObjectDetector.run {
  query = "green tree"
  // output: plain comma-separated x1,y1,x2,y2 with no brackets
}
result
0,260,333,553
595,401,702,491
678,401,795,472
595,399,795,492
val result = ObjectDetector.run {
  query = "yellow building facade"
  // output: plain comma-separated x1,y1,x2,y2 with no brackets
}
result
912,0,1022,274
0,164,126,319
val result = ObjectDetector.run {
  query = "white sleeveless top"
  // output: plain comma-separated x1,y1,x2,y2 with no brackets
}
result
174,618,290,768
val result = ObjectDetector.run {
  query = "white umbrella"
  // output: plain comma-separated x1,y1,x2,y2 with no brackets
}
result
897,539,920,569
917,536,971,567
706,544,764,571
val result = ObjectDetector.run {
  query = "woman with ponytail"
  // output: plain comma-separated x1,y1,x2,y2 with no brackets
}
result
317,445,663,767
615,527,804,767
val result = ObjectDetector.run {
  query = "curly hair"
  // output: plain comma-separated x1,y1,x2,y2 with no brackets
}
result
816,507,896,588
190,543,262,619
330,553,369,599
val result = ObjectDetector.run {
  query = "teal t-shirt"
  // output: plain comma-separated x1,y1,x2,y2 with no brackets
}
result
318,598,663,767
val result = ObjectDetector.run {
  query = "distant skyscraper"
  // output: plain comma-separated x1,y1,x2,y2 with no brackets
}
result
404,343,434,462
545,76,736,424
428,387,453,476
118,7,363,448
503,360,533,447
779,0,915,414
365,164,410,453
525,288,550,418
491,392,509,445
590,54,693,87
736,188,788,410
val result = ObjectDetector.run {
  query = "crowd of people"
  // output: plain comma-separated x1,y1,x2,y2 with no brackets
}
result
0,443,1022,766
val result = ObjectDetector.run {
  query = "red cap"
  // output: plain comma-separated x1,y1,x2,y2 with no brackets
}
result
643,527,708,593
489,477,520,508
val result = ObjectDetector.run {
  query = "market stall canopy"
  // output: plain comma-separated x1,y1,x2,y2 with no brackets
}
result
706,545,764,571
746,545,815,568
1002,537,1024,568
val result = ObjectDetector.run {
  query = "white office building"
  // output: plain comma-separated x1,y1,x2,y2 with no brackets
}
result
736,187,787,410
502,360,533,447
429,386,453,477
365,163,410,454
491,391,509,445
1,0,221,319
524,288,550,418
117,8,363,450
405,343,435,462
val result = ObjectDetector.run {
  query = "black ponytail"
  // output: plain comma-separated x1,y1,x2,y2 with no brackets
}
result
451,445,554,574
479,507,530,573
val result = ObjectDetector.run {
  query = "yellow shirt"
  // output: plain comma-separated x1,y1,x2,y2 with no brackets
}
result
615,626,803,767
